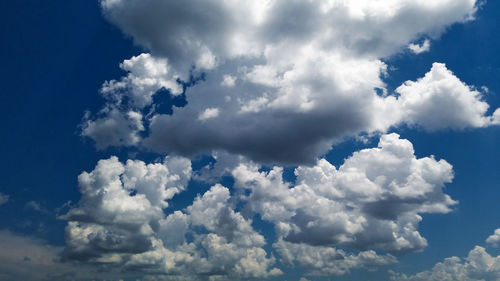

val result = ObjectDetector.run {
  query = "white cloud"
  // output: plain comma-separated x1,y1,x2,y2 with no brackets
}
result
78,0,500,165
0,192,9,206
395,63,494,130
198,107,220,121
408,39,431,54
101,53,182,109
390,246,500,281
486,229,500,247
62,157,278,279
232,133,456,254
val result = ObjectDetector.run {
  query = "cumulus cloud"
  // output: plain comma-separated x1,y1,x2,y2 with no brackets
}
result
101,53,182,109
486,229,500,247
390,246,500,281
394,63,494,131
69,1,500,278
232,133,456,254
76,0,500,165
62,157,278,279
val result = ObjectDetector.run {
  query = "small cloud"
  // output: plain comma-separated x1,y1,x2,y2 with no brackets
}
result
25,201,50,214
221,74,236,87
198,107,220,121
486,228,500,247
0,192,9,206
408,39,431,54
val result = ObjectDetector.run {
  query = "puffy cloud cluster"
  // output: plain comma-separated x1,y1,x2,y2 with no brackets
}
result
390,246,500,281
77,0,500,164
62,156,279,279
62,133,463,278
67,0,500,279
232,133,456,254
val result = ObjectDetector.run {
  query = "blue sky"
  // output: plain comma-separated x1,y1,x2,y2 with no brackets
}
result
0,1,499,280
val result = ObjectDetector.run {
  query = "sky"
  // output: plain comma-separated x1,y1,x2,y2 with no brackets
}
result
0,0,499,280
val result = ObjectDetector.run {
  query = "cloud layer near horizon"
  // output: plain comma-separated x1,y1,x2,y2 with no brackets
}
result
57,134,460,279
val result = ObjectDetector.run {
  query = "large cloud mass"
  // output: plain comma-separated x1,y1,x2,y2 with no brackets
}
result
61,134,459,279
65,0,500,279
232,133,456,254
78,0,499,164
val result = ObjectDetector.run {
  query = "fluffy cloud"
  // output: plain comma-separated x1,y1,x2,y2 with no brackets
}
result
232,133,456,254
390,246,500,281
77,0,500,165
486,229,500,247
62,157,278,279
101,53,182,109
394,63,493,131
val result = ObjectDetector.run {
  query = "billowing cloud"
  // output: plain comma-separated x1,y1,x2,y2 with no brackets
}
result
390,246,500,281
62,157,279,279
232,133,456,254
79,0,499,165
394,63,493,131
66,0,500,279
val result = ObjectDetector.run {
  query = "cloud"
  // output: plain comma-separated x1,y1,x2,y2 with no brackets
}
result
25,201,50,214
390,246,500,281
394,62,494,131
0,231,121,281
486,229,500,247
0,192,9,206
81,107,144,149
61,157,279,279
232,133,456,254
198,107,220,121
76,0,500,165
408,39,431,54
275,240,396,276
101,0,478,66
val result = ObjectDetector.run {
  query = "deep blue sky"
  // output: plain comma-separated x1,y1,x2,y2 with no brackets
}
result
0,1,499,280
